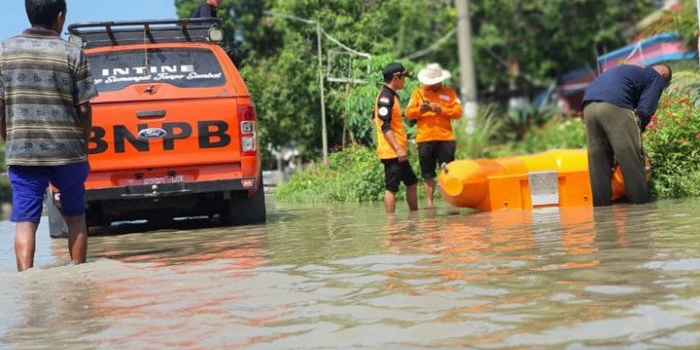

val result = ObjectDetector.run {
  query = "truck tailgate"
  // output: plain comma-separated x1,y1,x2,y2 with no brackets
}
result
88,97,241,172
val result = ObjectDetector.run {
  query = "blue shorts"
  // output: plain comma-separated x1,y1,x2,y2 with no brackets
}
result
8,162,90,223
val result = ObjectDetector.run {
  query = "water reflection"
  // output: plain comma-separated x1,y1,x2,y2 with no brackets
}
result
374,204,698,348
1,200,699,348
1,267,105,349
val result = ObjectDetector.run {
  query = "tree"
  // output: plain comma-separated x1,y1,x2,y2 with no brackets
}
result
174,0,658,166
634,0,699,47
175,0,280,59
469,0,656,90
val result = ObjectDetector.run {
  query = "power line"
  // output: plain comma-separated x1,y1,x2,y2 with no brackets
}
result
400,28,457,60
320,28,371,58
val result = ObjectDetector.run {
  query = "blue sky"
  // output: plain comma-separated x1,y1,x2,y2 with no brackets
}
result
1,0,177,41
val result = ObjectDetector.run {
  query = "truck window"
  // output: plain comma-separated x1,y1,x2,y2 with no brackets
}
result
88,48,226,92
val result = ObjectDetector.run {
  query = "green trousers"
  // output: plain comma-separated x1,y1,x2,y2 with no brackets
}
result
583,101,649,206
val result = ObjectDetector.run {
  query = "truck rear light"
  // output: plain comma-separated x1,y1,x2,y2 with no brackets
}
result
238,104,256,121
241,120,255,134
242,136,256,152
237,104,257,157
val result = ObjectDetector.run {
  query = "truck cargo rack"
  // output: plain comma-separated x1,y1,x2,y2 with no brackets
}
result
67,18,224,48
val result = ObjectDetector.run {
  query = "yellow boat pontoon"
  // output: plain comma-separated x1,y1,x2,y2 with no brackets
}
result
437,149,646,211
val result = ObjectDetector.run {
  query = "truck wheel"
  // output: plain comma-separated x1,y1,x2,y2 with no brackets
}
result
45,189,68,239
226,176,266,225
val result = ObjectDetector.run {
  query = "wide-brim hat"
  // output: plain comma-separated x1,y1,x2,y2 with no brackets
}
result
417,63,451,85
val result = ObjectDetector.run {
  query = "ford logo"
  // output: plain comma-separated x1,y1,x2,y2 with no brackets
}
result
138,128,168,140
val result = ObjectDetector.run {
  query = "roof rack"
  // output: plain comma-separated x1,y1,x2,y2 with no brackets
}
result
67,18,224,48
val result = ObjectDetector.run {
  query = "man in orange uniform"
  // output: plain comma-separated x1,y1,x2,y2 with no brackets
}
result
406,63,463,208
373,62,418,214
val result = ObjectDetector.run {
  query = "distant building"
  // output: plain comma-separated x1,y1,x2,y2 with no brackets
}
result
539,31,695,114
536,0,691,114
597,32,696,72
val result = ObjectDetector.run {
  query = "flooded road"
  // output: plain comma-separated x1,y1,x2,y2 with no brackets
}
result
1,197,700,349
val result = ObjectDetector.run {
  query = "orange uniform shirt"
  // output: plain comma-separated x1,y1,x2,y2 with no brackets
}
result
406,85,462,142
373,85,408,159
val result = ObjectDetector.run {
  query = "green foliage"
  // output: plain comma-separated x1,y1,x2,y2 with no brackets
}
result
174,0,280,59
453,105,504,159
0,178,9,204
275,108,588,204
173,1,700,205
470,0,656,87
503,115,586,155
645,83,700,199
173,0,657,164
636,0,699,47
453,103,583,158
499,105,560,142
0,143,5,170
276,144,415,203
667,70,700,104
276,76,700,205
341,54,422,146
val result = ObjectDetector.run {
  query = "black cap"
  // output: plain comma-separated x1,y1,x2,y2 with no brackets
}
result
382,62,412,81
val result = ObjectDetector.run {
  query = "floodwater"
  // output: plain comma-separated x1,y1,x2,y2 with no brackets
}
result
1,196,700,349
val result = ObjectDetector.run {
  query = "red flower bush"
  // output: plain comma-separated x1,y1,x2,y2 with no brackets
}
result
644,89,700,198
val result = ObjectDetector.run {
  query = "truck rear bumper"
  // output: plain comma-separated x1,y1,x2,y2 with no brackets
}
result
85,177,258,201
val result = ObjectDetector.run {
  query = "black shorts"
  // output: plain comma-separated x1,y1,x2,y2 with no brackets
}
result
417,141,456,179
381,158,418,193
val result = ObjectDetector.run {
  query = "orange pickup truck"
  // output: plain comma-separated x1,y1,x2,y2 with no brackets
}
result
47,18,265,237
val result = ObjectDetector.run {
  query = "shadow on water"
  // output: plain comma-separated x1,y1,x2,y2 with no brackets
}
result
87,216,242,236
83,192,298,238
58,216,281,268
52,201,309,268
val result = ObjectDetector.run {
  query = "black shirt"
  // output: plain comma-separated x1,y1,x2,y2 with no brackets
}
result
192,2,217,18
583,65,666,129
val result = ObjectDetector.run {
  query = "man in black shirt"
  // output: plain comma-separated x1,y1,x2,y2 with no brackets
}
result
192,0,222,18
582,63,671,206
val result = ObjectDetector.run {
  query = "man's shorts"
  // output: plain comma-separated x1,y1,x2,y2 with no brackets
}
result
381,158,418,193
8,162,89,223
417,140,456,179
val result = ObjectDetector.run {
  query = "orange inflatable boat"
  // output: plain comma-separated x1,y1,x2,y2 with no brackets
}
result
438,149,647,211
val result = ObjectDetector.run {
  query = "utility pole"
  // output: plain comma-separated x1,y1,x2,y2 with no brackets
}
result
456,0,478,133
316,22,328,166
